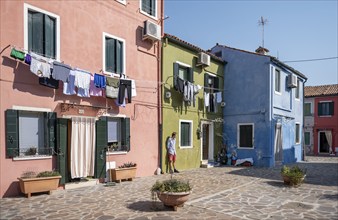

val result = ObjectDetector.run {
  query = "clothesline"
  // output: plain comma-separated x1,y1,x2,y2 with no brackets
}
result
9,44,225,91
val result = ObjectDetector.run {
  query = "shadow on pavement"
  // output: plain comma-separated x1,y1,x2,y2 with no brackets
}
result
128,201,173,212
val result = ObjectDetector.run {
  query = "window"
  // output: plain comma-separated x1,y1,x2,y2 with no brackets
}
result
24,4,60,60
141,0,157,18
304,132,310,145
295,80,300,99
295,123,300,144
318,101,334,116
103,33,125,76
173,62,193,83
304,103,312,116
275,69,281,93
238,124,254,148
179,120,193,148
179,66,189,81
5,109,55,158
107,117,130,152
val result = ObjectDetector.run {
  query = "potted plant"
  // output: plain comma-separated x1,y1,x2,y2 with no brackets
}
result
17,170,61,198
151,177,192,211
110,162,137,183
281,165,306,187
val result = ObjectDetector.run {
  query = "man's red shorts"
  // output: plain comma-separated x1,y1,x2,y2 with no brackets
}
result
168,154,176,162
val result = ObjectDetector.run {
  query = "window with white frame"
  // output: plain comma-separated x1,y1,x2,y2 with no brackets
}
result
141,0,157,18
275,69,281,93
24,4,60,59
295,79,300,99
318,101,334,116
304,102,312,116
238,124,254,148
103,33,125,76
107,117,130,152
179,120,193,148
295,123,300,144
304,131,310,145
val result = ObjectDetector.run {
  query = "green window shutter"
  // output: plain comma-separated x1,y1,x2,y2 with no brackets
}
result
116,40,123,75
95,117,107,179
214,77,219,89
318,103,323,116
173,63,179,89
28,11,44,55
57,118,69,184
44,15,56,59
204,74,209,92
121,117,130,152
304,132,310,145
188,67,194,83
329,102,334,115
5,110,19,158
106,37,116,73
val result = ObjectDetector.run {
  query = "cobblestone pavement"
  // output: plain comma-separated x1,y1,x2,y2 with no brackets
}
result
1,156,337,220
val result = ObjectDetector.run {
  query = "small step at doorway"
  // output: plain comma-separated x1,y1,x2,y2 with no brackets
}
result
200,161,219,168
65,178,99,190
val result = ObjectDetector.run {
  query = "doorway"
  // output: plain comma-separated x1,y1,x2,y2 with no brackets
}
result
201,121,214,164
274,123,283,165
318,131,332,154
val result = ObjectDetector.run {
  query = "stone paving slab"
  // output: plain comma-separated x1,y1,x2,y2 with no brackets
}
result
0,156,337,219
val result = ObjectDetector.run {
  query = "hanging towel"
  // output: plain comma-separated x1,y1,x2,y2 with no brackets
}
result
63,70,76,95
216,92,222,103
10,48,25,61
77,88,90,97
94,74,106,88
131,79,137,97
204,92,210,107
74,68,91,90
89,75,103,96
106,77,120,99
53,61,71,82
30,54,51,78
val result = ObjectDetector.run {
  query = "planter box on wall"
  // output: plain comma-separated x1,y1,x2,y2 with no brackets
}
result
110,167,136,183
17,176,61,198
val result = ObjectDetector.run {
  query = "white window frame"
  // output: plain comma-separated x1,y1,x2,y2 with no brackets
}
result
179,119,193,148
107,117,126,154
295,122,301,144
175,61,191,81
318,101,334,117
274,68,281,95
139,0,157,20
24,3,60,61
116,0,127,5
295,79,300,100
102,32,126,77
237,123,254,149
304,102,313,116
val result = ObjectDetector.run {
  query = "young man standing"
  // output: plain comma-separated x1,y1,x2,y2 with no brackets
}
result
167,132,179,173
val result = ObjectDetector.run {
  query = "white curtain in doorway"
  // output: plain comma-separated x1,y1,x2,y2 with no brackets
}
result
71,117,96,178
324,131,332,153
274,123,283,162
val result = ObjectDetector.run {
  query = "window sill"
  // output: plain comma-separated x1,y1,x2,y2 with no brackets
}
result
319,115,333,117
13,156,52,161
274,91,282,95
179,146,193,149
139,10,158,21
107,151,127,155
237,147,255,150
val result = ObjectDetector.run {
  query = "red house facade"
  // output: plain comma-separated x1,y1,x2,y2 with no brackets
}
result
305,84,338,155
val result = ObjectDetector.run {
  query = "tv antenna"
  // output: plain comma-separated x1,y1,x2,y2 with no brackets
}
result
258,16,268,48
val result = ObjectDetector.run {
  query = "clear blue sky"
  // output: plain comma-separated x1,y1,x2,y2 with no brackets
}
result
164,0,338,86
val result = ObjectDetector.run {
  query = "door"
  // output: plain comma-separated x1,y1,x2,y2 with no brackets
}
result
319,131,332,153
57,118,69,184
274,123,283,165
201,122,214,163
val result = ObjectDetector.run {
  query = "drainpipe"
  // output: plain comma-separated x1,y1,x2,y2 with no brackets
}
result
302,77,307,161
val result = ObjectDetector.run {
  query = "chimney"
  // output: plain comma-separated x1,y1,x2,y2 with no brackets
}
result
255,46,269,55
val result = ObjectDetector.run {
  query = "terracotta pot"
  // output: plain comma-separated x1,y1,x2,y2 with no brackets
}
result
17,176,61,198
156,191,191,211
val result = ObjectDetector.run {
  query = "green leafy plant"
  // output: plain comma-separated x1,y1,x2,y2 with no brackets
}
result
281,165,306,186
151,178,192,193
20,170,61,179
25,147,37,156
118,162,137,168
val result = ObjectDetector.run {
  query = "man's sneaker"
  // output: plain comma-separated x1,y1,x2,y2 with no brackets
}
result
174,169,180,173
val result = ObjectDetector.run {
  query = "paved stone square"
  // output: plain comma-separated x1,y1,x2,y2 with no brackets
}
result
1,156,337,219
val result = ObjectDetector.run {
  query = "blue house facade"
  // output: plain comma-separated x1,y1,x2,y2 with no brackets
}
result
210,45,307,167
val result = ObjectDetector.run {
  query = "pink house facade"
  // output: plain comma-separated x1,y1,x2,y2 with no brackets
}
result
0,0,164,197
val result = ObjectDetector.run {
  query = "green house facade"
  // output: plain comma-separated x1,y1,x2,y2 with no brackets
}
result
161,34,225,172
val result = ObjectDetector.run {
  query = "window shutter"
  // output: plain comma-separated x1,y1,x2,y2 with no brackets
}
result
121,117,130,152
106,38,116,73
5,110,19,158
204,74,209,92
29,11,44,55
188,67,194,83
173,63,179,90
318,103,322,116
95,117,107,179
57,118,69,184
214,77,219,89
150,0,156,16
116,40,123,75
329,102,334,115
44,15,56,59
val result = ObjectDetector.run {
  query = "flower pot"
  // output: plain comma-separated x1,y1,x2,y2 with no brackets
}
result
156,191,191,211
17,176,61,198
110,167,137,183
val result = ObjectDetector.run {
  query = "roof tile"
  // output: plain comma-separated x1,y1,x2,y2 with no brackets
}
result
305,84,338,97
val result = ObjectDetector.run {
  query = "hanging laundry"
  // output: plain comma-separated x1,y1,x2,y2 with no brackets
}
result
118,79,132,104
52,61,71,82
114,90,126,107
183,81,194,105
193,84,200,107
177,77,184,93
216,92,222,103
209,93,215,112
94,73,106,88
10,48,25,61
89,75,103,97
74,68,91,90
204,92,210,107
30,52,51,78
63,70,76,95
77,88,90,98
131,79,137,97
24,54,31,65
106,76,120,99
39,75,59,89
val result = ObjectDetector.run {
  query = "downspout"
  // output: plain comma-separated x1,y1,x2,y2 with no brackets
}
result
157,0,164,171
302,77,307,161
